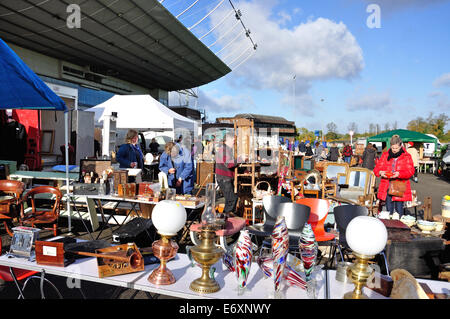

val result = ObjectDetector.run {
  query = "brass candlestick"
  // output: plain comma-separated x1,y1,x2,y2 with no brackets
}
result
344,253,374,299
148,234,179,285
189,225,223,294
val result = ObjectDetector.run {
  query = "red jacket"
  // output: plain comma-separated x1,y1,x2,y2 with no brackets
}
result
373,148,415,202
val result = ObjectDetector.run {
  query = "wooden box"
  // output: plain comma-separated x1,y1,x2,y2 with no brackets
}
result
35,241,71,267
138,183,155,196
95,243,144,278
174,195,204,207
113,170,128,193
118,183,136,198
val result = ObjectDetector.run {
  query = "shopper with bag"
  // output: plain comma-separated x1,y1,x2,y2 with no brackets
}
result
373,135,415,218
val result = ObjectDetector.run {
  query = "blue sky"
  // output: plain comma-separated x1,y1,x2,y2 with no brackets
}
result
164,0,450,134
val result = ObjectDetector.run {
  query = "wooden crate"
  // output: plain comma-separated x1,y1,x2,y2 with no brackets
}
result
113,170,128,193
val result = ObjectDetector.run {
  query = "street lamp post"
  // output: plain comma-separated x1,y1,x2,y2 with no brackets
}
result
349,130,354,146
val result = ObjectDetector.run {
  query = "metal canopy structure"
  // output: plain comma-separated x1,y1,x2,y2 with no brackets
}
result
0,0,231,91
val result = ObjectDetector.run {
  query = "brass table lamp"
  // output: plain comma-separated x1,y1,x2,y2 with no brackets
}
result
344,216,388,299
189,183,223,294
189,224,223,293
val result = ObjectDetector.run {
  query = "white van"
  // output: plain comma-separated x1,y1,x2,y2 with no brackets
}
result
423,134,441,158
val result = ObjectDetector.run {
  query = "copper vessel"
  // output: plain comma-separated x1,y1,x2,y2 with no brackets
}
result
189,226,223,294
148,235,179,285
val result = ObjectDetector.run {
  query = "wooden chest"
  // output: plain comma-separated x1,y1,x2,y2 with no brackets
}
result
118,183,136,198
112,170,128,194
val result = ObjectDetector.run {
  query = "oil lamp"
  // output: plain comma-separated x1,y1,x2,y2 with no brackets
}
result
344,216,388,299
189,183,223,294
148,200,186,285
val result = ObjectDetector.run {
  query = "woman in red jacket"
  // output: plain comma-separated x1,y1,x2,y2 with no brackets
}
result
373,135,415,218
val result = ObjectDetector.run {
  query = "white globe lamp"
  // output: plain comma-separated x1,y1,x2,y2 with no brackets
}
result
346,216,388,257
344,216,388,299
152,200,186,236
148,200,187,285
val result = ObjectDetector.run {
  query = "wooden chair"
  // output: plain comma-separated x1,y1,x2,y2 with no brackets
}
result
0,180,25,236
321,162,349,199
21,186,62,237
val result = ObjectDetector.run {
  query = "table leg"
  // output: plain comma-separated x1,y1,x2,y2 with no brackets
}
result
95,199,120,240
69,197,95,240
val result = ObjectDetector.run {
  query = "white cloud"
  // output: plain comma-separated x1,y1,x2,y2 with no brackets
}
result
209,0,364,93
197,89,254,114
428,91,450,110
204,0,364,118
346,91,392,111
433,73,450,87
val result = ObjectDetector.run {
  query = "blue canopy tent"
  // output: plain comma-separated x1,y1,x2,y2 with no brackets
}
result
0,38,74,231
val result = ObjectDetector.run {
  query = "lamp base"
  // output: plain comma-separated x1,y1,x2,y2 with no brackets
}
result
147,235,178,285
343,291,369,299
148,267,176,285
343,253,375,299
190,277,220,294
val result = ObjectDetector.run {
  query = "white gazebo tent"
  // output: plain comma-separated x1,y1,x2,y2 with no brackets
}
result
88,94,198,151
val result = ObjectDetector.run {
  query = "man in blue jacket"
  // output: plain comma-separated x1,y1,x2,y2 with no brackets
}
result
159,142,194,194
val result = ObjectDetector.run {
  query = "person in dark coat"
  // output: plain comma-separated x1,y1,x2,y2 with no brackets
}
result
299,140,306,153
0,115,27,166
362,143,377,170
305,142,314,158
328,142,340,162
149,138,160,154
116,129,144,169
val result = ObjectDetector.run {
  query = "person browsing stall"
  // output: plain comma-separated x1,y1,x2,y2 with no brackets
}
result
159,142,194,195
149,138,160,155
362,143,377,170
373,134,415,218
116,129,144,169
342,142,353,164
215,132,242,219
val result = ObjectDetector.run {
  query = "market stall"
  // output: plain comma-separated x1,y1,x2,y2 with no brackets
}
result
87,94,199,155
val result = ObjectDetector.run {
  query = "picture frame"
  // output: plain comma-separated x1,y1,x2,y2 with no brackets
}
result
40,130,55,154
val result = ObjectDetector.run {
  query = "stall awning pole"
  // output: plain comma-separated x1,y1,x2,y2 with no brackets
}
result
64,110,72,232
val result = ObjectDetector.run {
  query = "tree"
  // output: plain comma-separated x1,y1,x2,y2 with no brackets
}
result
348,122,358,134
407,113,449,139
296,127,315,142
325,122,339,140
392,121,398,130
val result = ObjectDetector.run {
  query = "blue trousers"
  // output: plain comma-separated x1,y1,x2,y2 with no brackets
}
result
344,156,351,163
385,194,404,217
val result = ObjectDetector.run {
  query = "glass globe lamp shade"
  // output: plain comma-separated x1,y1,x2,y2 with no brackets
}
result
152,200,187,236
345,216,388,257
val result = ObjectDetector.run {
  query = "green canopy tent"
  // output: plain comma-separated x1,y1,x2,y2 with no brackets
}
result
367,129,437,149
